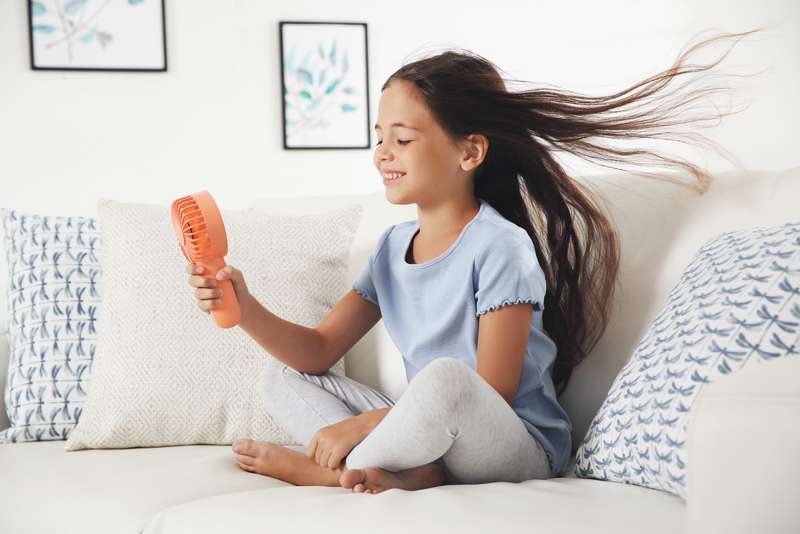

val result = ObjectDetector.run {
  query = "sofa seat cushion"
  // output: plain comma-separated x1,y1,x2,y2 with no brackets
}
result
143,474,686,534
0,441,292,534
0,442,686,534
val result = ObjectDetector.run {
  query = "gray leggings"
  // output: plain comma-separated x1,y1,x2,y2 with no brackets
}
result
258,357,554,484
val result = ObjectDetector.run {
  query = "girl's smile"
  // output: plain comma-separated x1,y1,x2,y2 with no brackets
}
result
382,169,406,186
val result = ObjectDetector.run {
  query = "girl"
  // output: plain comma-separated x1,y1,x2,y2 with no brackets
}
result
186,31,750,493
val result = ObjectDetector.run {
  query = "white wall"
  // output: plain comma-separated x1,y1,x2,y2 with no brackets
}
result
1,0,798,216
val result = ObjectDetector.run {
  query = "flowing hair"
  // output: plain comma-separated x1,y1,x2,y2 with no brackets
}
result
385,30,755,394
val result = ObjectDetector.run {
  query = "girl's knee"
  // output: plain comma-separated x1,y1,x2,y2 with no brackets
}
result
416,358,475,386
409,358,479,409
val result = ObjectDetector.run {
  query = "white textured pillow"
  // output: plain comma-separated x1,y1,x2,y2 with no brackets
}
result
575,221,800,497
65,199,360,451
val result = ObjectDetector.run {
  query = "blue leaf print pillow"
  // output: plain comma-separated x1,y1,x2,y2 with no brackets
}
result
575,221,800,497
1,210,102,443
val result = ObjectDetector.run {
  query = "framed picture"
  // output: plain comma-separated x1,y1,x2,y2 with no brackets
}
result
28,0,167,72
279,22,370,149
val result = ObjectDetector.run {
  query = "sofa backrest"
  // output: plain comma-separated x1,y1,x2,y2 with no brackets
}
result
559,168,800,446
3,169,799,445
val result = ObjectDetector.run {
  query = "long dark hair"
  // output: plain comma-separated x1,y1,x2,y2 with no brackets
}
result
385,31,754,394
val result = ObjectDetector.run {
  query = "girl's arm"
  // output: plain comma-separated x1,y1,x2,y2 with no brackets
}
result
476,303,533,405
188,264,382,375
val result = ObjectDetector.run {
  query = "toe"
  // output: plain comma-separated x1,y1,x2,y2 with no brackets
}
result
233,439,252,454
340,467,366,490
235,452,256,467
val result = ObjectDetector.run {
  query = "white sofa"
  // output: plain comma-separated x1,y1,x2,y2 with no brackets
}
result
1,168,799,534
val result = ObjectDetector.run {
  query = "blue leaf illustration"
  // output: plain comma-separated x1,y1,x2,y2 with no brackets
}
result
325,79,341,94
297,69,313,85
299,91,312,100
31,2,46,16
33,25,56,33
341,104,357,112
63,0,84,15
343,51,349,72
330,41,337,65
343,87,358,95
79,31,94,44
128,0,145,4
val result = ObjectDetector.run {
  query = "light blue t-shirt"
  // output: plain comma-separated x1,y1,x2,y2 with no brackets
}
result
353,200,572,474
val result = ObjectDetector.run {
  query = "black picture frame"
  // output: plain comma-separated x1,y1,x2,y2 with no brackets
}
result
28,0,167,72
279,21,371,149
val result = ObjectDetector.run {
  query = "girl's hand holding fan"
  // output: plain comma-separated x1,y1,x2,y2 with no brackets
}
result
171,191,242,328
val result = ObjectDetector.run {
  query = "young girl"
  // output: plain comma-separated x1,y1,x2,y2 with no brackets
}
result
186,31,750,493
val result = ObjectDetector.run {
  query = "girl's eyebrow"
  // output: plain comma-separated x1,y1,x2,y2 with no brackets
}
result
374,122,419,131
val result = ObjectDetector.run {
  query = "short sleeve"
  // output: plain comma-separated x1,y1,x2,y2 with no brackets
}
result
474,229,546,316
352,225,394,307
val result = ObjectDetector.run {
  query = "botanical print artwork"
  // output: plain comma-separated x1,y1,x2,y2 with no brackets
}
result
281,23,370,149
29,0,166,71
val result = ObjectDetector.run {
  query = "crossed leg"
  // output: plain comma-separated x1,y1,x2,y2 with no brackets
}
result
233,357,397,488
236,357,552,492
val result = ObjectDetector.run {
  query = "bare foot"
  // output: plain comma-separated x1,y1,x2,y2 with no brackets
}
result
340,464,446,494
232,439,343,487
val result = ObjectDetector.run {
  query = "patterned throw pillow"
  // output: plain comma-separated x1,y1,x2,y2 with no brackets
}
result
1,211,102,443
576,222,800,497
64,199,360,451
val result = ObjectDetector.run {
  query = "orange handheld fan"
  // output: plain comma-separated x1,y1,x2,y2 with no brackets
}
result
171,191,241,329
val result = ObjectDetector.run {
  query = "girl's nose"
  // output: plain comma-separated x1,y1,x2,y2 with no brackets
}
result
375,143,392,161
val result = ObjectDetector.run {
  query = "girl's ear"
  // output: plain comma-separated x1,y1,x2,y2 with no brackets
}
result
460,135,489,171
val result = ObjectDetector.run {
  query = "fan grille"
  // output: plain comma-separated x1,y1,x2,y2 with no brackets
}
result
173,196,213,262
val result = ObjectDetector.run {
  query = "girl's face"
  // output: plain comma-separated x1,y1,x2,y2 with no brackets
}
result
373,80,471,207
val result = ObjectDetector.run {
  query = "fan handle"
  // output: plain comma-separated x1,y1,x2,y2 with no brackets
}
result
196,257,241,328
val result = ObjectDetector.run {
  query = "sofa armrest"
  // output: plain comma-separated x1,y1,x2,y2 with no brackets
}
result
687,356,800,534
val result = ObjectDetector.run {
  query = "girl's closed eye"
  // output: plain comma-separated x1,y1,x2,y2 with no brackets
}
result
375,139,411,147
